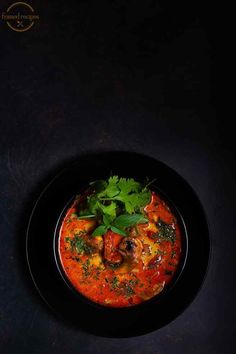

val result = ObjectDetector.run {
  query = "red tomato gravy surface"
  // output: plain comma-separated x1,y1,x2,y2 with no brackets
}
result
59,191,182,307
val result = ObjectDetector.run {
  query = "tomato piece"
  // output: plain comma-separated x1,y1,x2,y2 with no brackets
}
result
103,230,123,265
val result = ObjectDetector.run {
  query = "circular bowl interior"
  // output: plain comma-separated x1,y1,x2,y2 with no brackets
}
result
26,151,210,337
53,184,189,310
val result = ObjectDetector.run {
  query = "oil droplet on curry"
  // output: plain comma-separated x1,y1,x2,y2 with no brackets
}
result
59,179,182,307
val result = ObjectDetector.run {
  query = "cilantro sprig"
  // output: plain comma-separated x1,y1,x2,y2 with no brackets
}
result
78,176,152,236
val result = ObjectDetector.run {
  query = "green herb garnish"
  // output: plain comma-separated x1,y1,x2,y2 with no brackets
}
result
124,279,138,297
91,225,107,237
77,214,96,219
111,276,119,289
124,283,135,297
113,214,148,228
82,259,90,276
66,235,92,254
156,218,176,243
79,176,152,236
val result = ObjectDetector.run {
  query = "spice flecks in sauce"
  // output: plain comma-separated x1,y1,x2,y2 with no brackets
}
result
59,191,182,307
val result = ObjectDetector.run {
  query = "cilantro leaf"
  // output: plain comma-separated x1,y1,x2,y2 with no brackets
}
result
96,176,151,214
98,201,117,218
87,195,100,215
113,214,148,228
92,225,107,236
80,176,154,237
105,185,120,198
108,176,119,185
110,226,127,236
103,214,114,226
117,177,140,194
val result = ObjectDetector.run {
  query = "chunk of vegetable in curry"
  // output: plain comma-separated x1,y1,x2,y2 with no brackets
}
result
59,177,182,307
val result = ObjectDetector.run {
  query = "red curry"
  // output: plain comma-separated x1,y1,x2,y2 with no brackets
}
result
59,188,182,307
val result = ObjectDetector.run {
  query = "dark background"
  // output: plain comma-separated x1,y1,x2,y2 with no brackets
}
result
0,1,234,353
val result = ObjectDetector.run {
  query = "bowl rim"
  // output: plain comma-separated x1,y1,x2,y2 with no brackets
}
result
26,150,211,337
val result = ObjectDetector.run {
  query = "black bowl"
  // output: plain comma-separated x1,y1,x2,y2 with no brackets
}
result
53,184,188,309
26,151,210,337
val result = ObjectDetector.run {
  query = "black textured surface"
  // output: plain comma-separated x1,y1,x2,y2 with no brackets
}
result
1,0,234,353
